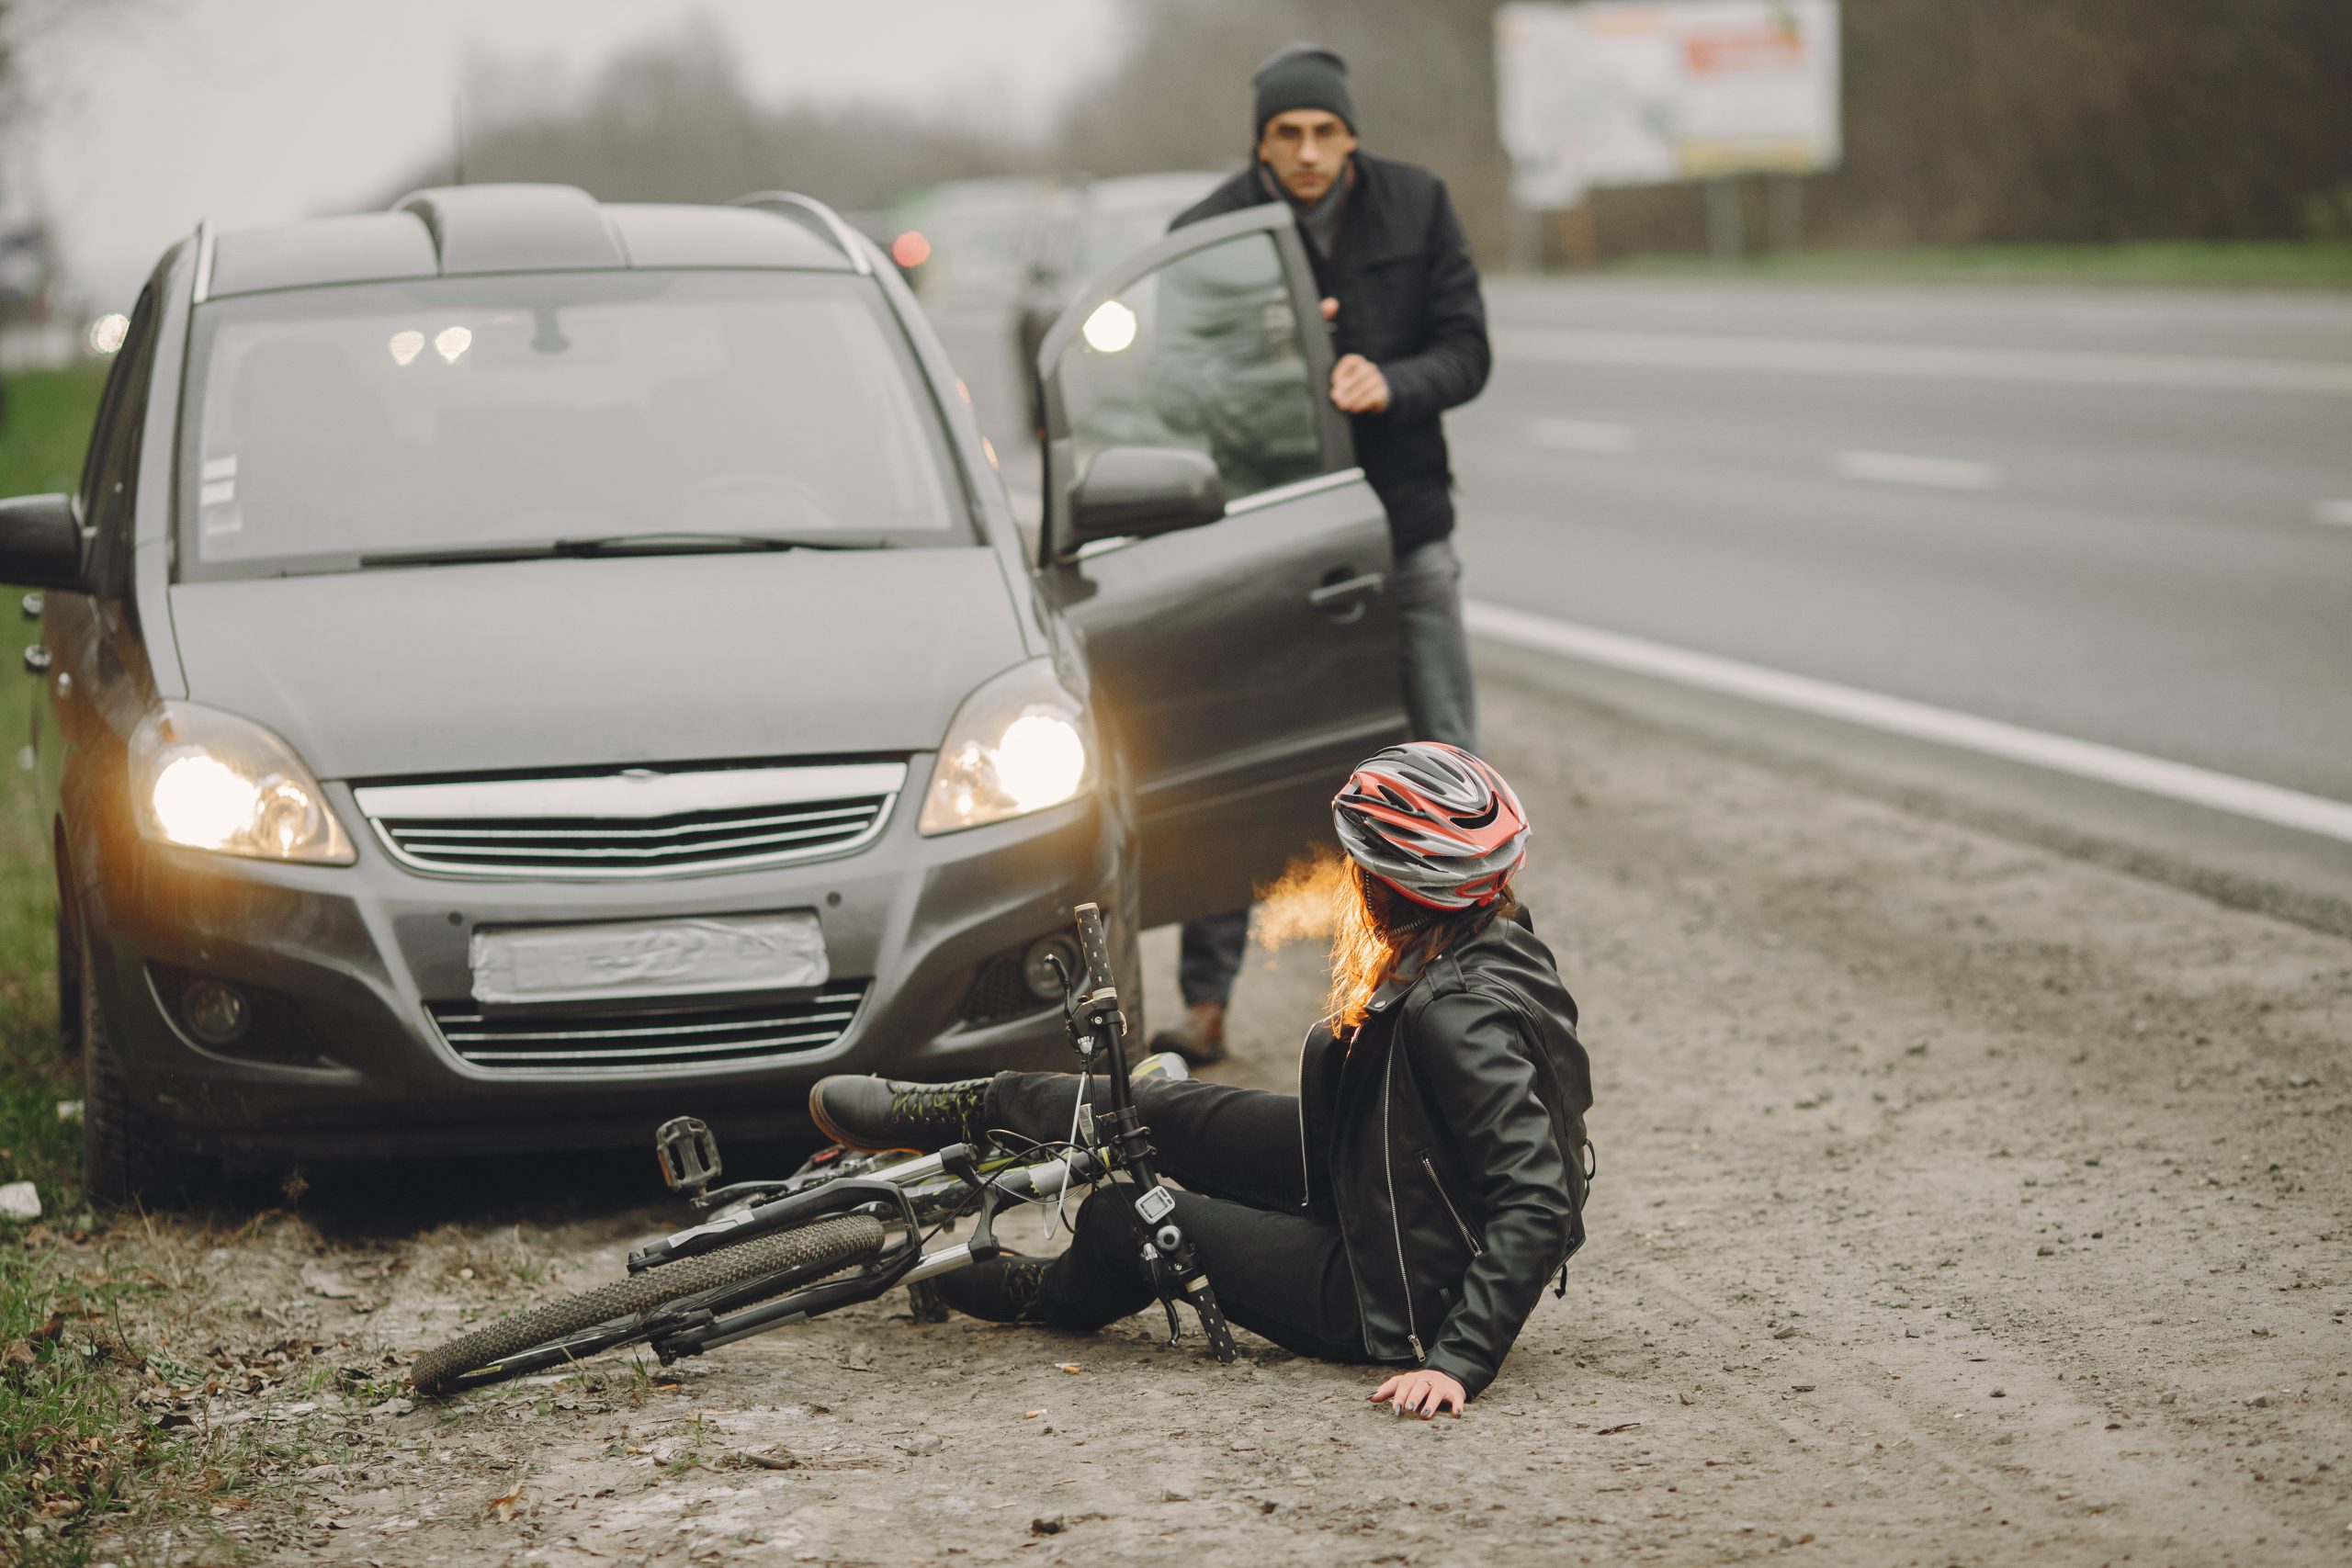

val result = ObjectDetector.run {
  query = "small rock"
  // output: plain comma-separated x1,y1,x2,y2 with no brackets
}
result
2246,1393,2272,1408
899,1434,943,1457
301,1265,360,1301
1771,1325,1798,1340
369,1397,414,1419
842,1342,877,1371
1031,1516,1065,1536
0,1182,40,1223
2036,1246,2055,1257
1990,1389,2006,1398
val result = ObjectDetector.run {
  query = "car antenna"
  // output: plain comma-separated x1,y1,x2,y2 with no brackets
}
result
452,94,467,186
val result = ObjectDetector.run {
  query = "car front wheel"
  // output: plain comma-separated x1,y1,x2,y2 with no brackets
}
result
76,919,207,1210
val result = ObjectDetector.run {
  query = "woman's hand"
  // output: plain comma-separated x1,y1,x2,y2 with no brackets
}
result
1370,1368,1465,1418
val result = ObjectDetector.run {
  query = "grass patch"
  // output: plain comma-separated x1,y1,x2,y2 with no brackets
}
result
3,362,107,1564
2,366,103,1210
0,361,245,1564
1604,239,2352,291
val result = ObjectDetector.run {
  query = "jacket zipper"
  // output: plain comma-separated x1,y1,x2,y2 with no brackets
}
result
1421,1156,1484,1258
1295,1020,1319,1210
1381,1054,1423,1362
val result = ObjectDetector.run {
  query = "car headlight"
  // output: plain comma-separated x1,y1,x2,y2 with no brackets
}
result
130,702,356,864
918,659,1092,835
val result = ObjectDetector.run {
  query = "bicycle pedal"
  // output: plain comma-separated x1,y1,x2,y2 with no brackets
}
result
654,1117,722,1196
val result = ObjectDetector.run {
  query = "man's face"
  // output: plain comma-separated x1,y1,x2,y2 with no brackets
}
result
1257,109,1357,202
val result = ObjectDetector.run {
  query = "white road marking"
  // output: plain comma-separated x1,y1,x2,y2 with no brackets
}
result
2315,499,2352,526
1525,417,1639,455
1832,450,2002,491
1465,600,2352,845
1495,328,2352,398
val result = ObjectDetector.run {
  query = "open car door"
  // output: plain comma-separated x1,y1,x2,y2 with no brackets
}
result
1036,204,1408,928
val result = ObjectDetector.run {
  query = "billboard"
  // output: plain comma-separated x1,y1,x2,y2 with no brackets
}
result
1497,0,1842,208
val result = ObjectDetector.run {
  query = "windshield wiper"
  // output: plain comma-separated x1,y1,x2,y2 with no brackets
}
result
358,533,887,569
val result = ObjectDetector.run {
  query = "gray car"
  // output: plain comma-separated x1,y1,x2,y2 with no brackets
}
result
0,184,1403,1202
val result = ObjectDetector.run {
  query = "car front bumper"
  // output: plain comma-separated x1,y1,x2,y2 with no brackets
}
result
79,772,1121,1162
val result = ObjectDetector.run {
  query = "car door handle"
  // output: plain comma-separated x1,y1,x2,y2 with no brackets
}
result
1307,571,1385,612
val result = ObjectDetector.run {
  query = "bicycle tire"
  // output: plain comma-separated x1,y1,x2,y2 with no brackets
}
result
413,1212,888,1395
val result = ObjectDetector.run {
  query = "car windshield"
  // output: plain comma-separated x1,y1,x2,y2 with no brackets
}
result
180,270,971,577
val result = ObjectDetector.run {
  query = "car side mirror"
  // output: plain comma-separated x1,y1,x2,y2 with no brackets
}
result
0,494,86,592
1065,446,1225,550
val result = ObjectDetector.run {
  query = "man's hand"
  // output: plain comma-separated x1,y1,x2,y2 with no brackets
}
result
1331,353,1390,413
1371,1368,1465,1418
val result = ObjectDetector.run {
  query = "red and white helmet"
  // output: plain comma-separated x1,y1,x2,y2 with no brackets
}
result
1331,741,1530,910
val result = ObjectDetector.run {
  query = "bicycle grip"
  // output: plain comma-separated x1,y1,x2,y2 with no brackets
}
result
1192,1281,1239,1365
1072,901,1114,993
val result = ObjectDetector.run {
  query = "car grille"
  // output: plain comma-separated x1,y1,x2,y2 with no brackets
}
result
353,761,906,879
428,984,869,1071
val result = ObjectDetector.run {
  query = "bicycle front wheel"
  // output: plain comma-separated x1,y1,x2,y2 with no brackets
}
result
412,1211,888,1395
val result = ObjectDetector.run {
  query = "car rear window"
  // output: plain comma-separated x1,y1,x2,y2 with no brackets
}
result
179,269,974,577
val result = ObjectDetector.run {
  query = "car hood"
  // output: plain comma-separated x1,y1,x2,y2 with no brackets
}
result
169,549,1029,780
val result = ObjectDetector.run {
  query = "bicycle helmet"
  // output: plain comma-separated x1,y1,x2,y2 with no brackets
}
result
1331,741,1530,909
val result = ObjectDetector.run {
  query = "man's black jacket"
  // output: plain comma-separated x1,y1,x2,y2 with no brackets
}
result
1171,152,1491,554
1296,910,1591,1398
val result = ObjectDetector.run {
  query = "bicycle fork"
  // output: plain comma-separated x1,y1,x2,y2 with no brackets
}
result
1067,901,1239,1364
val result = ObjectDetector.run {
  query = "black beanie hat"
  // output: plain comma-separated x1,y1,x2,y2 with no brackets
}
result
1253,43,1355,140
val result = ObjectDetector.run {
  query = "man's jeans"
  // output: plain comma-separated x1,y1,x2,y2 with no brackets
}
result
1176,536,1479,1009
1391,536,1480,756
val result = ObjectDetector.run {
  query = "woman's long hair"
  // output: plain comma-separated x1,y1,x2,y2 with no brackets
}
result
1259,851,1517,1035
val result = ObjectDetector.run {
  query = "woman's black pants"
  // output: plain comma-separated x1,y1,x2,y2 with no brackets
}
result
987,1071,1374,1364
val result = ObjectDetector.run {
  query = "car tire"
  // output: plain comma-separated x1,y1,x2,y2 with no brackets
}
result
77,919,206,1211
54,892,81,1060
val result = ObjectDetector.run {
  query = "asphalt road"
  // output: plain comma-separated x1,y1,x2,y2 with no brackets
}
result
1455,278,2352,805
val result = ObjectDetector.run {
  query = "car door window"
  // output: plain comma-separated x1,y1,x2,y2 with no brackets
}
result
78,283,159,594
1053,230,1325,507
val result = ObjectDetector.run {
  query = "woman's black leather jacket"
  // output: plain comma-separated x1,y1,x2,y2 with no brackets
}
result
1296,910,1591,1398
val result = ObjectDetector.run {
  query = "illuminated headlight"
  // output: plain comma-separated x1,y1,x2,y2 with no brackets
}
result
130,702,356,864
918,659,1092,835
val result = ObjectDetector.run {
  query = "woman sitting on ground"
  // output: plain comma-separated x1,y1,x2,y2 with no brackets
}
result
808,742,1592,1416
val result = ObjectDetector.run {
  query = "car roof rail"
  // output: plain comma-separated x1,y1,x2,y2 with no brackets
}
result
190,217,217,304
730,192,873,276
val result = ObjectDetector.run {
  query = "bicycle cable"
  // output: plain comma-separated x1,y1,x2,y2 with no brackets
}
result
1046,1059,1096,1242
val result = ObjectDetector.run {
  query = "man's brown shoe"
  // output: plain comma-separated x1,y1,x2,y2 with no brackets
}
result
1146,1000,1227,1067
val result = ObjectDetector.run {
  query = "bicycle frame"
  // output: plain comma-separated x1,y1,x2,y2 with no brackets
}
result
623,899,1238,1369
642,1141,1115,1361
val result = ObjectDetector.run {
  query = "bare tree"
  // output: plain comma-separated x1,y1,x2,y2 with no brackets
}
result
375,18,1036,215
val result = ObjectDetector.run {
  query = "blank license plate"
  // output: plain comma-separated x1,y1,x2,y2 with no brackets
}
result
469,912,829,1007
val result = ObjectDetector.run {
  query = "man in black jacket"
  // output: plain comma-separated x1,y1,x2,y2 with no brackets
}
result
1153,43,1495,1066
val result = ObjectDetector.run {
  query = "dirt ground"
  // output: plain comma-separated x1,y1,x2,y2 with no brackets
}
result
50,661,2352,1567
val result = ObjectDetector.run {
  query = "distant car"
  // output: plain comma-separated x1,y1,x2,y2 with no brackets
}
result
2,183,1405,1202
1015,173,1226,433
891,177,1060,309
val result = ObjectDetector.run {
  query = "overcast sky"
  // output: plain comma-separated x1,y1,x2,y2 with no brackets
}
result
17,0,1123,307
